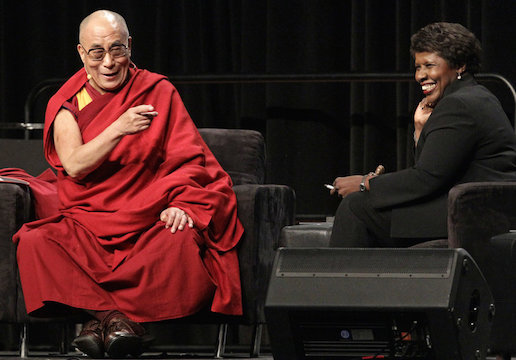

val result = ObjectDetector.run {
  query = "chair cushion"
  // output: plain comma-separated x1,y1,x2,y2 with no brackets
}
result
226,171,260,186
199,128,265,185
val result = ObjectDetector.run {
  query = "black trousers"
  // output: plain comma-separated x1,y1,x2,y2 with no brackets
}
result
329,192,424,248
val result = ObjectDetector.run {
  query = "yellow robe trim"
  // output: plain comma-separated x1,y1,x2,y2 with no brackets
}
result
76,87,93,111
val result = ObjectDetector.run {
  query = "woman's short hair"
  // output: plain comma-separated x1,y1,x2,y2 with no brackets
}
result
410,22,482,74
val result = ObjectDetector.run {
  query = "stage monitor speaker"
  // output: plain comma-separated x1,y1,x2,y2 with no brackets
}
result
265,247,494,360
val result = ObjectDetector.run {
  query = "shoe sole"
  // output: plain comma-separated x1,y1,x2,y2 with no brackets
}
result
71,335,104,358
105,333,143,358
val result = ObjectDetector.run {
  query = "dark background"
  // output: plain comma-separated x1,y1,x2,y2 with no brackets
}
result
1,0,515,218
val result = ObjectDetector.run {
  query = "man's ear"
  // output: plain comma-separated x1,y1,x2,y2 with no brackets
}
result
127,36,132,56
77,43,86,64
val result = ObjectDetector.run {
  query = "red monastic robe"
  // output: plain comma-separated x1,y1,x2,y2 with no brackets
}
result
13,67,244,322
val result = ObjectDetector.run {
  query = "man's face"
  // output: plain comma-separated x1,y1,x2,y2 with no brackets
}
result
78,19,132,94
414,52,460,107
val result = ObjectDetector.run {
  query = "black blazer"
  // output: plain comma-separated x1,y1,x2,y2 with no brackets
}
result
369,74,516,238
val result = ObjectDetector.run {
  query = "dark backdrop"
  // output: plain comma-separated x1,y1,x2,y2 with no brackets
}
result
1,0,515,217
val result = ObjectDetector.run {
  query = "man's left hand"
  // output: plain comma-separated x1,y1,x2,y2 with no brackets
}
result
160,207,194,233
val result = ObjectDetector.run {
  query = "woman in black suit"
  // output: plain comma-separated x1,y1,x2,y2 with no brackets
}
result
329,22,516,247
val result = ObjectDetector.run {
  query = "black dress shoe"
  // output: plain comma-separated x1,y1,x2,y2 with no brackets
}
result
102,312,147,358
71,319,104,358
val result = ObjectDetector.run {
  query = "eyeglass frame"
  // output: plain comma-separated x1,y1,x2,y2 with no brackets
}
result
79,43,130,61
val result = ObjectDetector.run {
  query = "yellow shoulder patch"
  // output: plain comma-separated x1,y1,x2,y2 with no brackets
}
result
76,87,93,111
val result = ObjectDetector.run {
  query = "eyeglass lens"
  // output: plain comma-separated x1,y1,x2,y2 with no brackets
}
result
88,45,127,60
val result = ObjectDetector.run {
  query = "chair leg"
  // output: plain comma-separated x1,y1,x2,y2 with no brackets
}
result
19,323,28,358
250,324,263,358
214,323,228,359
59,323,69,354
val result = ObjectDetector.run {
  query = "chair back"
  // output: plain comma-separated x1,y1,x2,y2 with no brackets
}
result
0,139,47,176
0,129,265,183
198,128,265,185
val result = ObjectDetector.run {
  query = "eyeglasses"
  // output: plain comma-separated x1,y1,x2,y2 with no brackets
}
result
82,44,129,61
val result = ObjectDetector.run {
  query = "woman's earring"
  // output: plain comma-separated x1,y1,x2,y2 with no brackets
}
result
457,72,462,80
87,73,92,80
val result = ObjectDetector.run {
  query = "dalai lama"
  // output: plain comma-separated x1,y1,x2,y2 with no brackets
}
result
13,9,243,359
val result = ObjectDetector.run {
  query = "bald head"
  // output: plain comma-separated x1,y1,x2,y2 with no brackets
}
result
79,10,129,44
77,10,132,94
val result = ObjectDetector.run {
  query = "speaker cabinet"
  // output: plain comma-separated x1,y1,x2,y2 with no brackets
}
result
265,248,494,360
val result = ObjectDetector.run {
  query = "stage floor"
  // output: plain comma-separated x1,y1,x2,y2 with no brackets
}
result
0,351,512,360
0,348,509,360
0,352,274,360
0,353,511,359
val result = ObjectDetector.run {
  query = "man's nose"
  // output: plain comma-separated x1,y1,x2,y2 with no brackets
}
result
102,52,115,67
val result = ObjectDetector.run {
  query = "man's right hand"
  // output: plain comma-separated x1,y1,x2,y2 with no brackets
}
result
114,104,158,135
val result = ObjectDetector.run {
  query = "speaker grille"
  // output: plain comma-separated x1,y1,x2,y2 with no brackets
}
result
303,340,390,357
276,248,454,278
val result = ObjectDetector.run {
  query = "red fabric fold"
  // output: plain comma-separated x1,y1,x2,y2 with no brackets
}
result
0,168,59,219
13,68,244,320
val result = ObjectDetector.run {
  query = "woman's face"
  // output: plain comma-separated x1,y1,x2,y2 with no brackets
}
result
414,52,461,107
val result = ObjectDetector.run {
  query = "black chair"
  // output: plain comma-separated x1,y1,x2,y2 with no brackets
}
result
445,182,516,359
0,128,296,357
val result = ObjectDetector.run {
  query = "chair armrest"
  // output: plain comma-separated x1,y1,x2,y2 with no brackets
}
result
448,181,516,258
279,223,333,247
232,184,296,324
0,183,32,322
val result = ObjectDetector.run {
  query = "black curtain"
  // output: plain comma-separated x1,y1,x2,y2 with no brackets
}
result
1,0,515,217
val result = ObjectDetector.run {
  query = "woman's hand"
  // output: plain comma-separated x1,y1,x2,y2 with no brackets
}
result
160,207,194,233
330,175,363,197
113,104,158,136
414,99,434,144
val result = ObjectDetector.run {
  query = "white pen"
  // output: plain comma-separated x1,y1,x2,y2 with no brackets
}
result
324,184,334,190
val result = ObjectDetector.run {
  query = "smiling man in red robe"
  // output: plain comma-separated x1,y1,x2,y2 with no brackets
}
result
14,10,243,358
